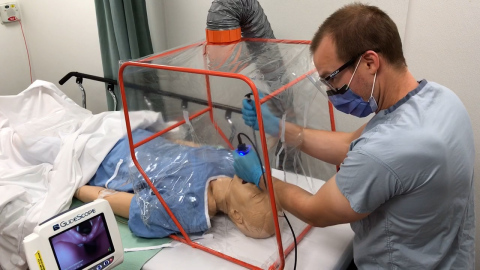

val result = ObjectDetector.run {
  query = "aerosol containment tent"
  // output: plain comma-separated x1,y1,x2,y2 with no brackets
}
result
117,37,337,270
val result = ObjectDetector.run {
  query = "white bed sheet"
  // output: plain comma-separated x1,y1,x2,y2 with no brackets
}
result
143,169,354,270
0,81,165,270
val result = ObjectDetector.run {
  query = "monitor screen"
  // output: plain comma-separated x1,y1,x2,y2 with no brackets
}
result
49,213,115,270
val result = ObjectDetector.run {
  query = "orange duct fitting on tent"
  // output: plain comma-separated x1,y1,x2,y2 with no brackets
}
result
206,28,241,43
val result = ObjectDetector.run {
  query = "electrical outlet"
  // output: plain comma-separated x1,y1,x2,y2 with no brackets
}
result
0,2,20,24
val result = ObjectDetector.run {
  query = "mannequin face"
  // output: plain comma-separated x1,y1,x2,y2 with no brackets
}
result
227,175,276,239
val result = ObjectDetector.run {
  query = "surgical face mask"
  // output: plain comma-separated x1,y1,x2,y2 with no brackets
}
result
326,59,378,118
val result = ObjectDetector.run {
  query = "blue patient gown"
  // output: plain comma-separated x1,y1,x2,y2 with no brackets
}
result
89,129,235,238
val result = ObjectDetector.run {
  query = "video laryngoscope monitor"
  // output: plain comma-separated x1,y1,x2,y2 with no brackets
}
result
23,199,124,270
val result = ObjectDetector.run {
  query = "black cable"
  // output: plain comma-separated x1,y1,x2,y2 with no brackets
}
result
237,132,297,270
283,213,297,270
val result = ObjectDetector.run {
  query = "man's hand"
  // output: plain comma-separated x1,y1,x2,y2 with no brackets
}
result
233,148,264,188
242,93,280,136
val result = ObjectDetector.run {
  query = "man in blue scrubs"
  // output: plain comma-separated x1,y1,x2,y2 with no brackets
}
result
234,3,475,269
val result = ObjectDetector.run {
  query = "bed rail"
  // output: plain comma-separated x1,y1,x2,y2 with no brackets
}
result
59,72,117,110
59,71,241,114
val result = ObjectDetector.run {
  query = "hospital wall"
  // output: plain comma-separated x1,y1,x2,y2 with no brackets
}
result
1,0,479,266
0,13,31,95
0,0,107,113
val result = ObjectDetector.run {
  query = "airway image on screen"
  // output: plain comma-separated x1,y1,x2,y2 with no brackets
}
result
50,214,114,270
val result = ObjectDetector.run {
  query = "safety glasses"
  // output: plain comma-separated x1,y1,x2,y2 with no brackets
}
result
307,50,375,94
320,55,359,92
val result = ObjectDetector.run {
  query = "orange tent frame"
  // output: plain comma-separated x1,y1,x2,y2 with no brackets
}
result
118,38,336,270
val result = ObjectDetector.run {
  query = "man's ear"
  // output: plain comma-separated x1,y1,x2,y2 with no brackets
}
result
363,50,380,75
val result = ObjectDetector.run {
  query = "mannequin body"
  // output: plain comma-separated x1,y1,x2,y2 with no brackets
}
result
77,128,279,239
75,175,275,239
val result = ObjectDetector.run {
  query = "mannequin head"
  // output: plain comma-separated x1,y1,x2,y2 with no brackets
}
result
210,175,277,239
228,175,276,238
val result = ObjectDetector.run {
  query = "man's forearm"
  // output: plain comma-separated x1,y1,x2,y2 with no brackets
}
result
259,175,368,228
259,176,320,226
283,122,366,166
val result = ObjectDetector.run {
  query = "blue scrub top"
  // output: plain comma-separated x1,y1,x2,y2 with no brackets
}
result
336,80,475,269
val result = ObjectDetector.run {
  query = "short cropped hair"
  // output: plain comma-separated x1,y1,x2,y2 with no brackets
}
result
310,3,406,69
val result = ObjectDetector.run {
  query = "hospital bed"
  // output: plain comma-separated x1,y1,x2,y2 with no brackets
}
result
0,77,353,269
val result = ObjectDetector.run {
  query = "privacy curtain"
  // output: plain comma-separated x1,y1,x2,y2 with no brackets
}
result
95,0,155,111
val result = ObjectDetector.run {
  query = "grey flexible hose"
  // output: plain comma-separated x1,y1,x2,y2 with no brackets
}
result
206,0,286,89
206,0,275,39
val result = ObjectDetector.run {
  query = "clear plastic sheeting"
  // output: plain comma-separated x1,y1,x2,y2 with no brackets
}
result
127,130,235,238
119,39,336,269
